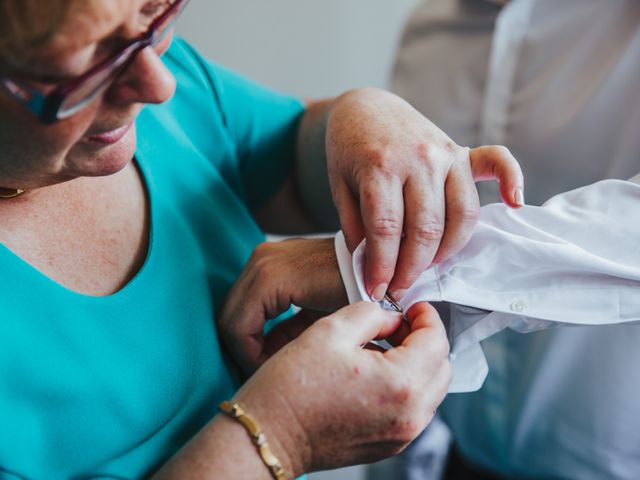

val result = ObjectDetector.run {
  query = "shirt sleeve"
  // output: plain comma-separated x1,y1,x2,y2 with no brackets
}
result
342,177,640,325
336,176,640,392
163,38,305,209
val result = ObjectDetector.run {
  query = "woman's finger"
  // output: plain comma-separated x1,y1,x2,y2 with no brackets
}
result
263,310,325,359
387,302,449,369
317,302,403,347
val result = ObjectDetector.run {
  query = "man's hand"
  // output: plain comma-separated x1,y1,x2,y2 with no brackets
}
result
325,88,524,300
218,238,347,375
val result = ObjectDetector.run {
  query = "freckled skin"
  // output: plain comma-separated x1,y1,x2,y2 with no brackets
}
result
0,3,506,476
0,0,174,296
0,0,167,191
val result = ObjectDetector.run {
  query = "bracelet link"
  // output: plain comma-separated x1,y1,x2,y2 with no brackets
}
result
220,401,287,480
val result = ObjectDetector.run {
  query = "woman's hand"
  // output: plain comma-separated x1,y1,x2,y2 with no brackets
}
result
158,301,452,479
324,88,524,300
218,237,348,375
235,302,452,475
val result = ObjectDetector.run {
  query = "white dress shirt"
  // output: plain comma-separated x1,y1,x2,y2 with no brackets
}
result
386,0,640,478
338,176,640,393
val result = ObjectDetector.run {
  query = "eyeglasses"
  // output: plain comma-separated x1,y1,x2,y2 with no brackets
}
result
0,0,190,124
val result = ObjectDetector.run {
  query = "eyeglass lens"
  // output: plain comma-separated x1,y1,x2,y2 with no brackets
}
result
57,0,186,119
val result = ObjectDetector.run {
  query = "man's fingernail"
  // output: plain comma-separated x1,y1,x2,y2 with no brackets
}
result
515,187,525,207
371,283,388,302
390,289,407,301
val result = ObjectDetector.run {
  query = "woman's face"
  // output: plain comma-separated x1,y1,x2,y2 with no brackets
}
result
0,0,177,190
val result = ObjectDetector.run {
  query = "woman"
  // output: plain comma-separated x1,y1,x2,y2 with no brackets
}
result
0,0,522,478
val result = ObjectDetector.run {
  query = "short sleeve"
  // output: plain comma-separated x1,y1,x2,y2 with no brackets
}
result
163,38,305,209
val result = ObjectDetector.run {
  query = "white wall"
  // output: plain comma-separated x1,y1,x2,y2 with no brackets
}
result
177,0,421,97
176,2,420,479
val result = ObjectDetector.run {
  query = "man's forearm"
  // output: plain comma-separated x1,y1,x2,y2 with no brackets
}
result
252,99,338,235
294,98,340,231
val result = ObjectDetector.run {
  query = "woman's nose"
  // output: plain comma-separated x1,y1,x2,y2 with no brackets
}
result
106,46,176,106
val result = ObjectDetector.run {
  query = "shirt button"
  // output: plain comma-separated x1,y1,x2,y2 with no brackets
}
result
510,300,526,313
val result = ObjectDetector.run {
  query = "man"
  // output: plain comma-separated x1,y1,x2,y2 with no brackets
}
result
376,0,640,478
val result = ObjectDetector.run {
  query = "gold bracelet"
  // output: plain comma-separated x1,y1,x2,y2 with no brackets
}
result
219,401,287,480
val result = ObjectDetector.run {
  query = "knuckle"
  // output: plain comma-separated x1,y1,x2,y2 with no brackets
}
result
254,260,276,285
309,315,340,339
416,141,459,167
411,221,445,245
388,377,418,409
415,142,438,163
388,415,423,445
455,201,481,224
253,257,283,291
363,145,392,169
370,216,403,239
250,241,272,260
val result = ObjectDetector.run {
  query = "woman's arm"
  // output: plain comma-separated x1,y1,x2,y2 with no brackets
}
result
154,412,286,480
155,302,452,479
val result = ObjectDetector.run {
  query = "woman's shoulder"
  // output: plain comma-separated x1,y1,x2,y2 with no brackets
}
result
140,37,301,146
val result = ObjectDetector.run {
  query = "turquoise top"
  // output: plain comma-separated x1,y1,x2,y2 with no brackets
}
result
0,39,304,479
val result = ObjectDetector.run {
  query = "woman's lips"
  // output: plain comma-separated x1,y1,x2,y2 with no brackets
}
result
85,120,134,145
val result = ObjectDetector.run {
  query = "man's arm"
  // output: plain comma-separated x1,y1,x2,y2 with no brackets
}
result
255,88,523,302
252,98,335,235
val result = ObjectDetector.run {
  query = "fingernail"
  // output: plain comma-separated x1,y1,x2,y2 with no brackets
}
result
371,283,388,302
390,289,407,301
515,187,525,207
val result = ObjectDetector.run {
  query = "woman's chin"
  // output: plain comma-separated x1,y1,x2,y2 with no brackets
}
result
73,125,138,177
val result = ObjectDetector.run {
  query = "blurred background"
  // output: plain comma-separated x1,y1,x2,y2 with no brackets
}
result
177,1,421,478
177,0,420,97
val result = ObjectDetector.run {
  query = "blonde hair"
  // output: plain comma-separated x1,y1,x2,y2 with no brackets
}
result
0,0,70,60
